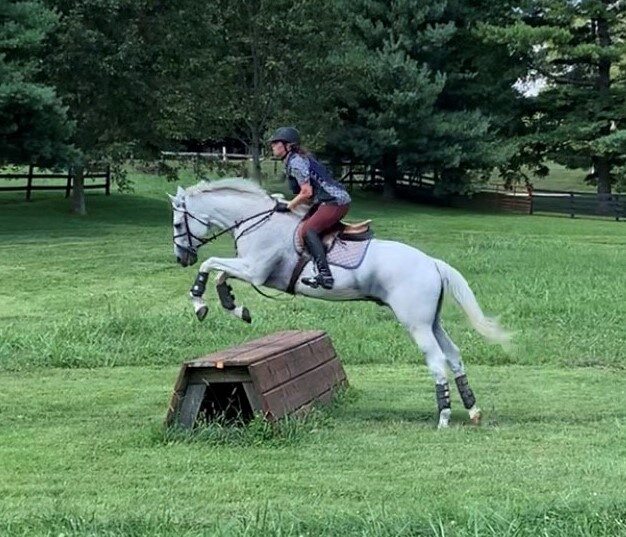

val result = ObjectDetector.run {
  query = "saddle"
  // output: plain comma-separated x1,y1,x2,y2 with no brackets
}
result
287,219,374,293
296,219,374,253
331,219,373,242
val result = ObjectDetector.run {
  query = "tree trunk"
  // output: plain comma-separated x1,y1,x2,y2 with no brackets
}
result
72,167,86,215
595,157,611,195
381,151,399,200
591,12,612,215
595,14,612,196
250,134,262,183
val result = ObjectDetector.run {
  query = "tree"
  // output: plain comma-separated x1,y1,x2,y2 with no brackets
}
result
327,0,514,197
184,0,346,183
482,0,626,195
431,0,530,191
42,0,220,213
0,0,74,167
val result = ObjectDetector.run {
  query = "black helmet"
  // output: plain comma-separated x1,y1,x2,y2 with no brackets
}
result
268,126,300,145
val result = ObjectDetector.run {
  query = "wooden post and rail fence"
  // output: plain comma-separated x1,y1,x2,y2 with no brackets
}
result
0,165,111,201
338,162,624,221
2,155,621,220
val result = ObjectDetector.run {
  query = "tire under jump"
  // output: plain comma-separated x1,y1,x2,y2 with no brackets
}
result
166,330,348,428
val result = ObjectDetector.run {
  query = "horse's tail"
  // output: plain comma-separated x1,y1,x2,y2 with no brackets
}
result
435,260,511,349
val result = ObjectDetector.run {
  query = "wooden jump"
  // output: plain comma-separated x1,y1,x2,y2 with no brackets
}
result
166,330,348,428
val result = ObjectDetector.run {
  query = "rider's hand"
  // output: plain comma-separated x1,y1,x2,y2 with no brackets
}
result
275,202,291,213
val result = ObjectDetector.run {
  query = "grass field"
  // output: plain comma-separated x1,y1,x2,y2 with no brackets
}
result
0,171,625,536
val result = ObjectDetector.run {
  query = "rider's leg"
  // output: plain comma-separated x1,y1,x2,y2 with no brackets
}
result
301,229,334,289
300,204,349,290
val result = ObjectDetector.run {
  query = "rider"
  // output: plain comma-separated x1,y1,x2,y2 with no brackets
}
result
269,126,351,290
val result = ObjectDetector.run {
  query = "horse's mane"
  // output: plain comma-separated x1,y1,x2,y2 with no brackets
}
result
186,178,268,199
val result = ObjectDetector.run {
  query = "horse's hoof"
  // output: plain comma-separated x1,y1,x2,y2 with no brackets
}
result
437,408,451,429
469,407,482,425
241,307,252,324
196,306,208,321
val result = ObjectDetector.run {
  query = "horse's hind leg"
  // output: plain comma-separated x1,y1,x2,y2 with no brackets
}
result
433,319,481,424
409,324,453,429
387,284,452,428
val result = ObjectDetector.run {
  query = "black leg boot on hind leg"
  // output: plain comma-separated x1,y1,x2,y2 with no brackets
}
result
455,374,481,424
300,230,334,290
436,382,451,429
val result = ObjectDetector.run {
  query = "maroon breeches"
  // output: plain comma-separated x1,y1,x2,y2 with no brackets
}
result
299,203,350,239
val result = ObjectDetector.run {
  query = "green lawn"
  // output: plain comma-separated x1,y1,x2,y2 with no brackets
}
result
0,172,625,536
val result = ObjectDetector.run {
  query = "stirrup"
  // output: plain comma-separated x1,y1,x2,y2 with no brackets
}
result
301,273,334,290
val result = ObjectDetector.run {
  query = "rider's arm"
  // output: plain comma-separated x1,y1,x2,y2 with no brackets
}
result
287,155,313,210
288,183,313,210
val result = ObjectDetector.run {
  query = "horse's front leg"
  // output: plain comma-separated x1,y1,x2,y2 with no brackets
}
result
189,256,269,322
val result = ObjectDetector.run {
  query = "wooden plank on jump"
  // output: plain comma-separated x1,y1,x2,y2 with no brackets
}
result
242,381,263,412
178,383,207,428
187,331,325,368
187,367,251,384
219,331,326,366
248,335,337,393
165,363,191,425
260,358,347,419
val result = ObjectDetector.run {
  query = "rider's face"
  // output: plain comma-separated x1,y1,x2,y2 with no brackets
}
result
271,141,287,158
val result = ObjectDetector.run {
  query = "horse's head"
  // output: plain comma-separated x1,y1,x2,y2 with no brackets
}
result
168,186,211,267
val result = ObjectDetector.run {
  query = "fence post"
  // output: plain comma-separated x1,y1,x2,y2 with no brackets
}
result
105,165,111,195
26,164,34,201
65,169,72,198
615,193,620,222
569,192,575,218
349,163,354,192
529,191,534,215
222,146,227,162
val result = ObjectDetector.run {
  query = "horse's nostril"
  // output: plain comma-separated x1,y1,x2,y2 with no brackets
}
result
176,256,182,264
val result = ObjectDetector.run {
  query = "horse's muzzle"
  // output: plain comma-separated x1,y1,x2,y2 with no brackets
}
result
176,252,197,267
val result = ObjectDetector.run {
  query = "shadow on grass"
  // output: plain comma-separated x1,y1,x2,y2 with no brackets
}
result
0,192,171,240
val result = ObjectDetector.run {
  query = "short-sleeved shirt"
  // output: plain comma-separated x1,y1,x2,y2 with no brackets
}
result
285,153,351,206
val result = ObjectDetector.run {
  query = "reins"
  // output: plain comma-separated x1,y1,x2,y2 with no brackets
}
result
173,203,278,255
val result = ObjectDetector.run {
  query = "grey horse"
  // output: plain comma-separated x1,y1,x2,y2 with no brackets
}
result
169,179,510,428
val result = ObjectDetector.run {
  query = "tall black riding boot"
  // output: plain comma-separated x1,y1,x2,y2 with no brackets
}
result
301,230,334,289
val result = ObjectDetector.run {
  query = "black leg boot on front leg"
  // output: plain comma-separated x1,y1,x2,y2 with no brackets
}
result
300,230,334,290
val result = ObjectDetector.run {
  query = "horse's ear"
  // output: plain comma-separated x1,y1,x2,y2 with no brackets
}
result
176,186,186,198
167,193,177,204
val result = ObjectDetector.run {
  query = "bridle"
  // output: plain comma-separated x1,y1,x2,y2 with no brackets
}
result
172,201,278,258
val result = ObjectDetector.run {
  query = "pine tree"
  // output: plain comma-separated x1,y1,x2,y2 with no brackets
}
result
482,0,626,194
0,0,74,167
328,0,521,196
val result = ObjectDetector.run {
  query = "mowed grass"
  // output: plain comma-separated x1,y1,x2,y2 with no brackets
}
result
0,171,624,370
0,171,625,535
1,365,625,535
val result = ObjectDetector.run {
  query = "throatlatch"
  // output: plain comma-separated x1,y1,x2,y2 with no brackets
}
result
455,374,476,410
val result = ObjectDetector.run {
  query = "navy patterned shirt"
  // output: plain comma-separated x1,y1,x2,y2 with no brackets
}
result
285,153,351,205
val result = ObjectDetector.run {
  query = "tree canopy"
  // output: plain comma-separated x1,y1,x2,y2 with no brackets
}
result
3,0,625,203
